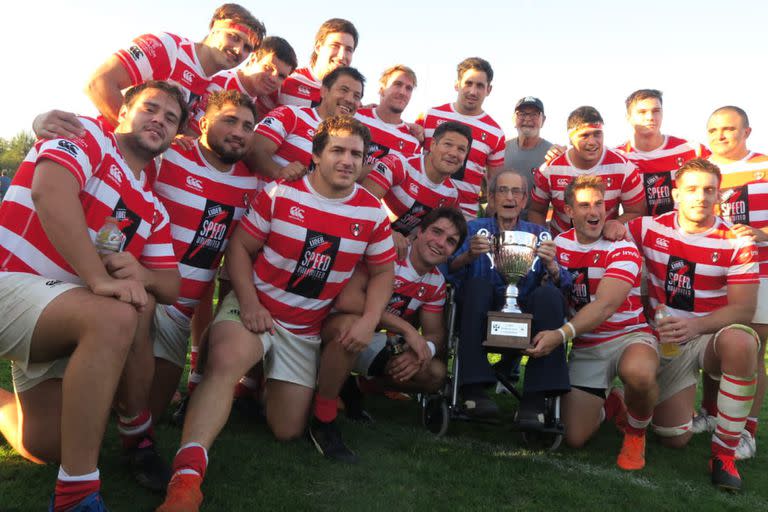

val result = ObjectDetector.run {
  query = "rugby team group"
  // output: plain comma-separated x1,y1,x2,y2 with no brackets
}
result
0,3,766,511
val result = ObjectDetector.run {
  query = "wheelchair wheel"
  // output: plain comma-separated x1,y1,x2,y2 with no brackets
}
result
421,395,449,437
521,430,562,451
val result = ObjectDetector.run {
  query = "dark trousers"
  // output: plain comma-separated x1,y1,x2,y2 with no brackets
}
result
456,277,570,395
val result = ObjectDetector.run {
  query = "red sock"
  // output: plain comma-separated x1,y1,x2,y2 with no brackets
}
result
745,417,758,437
172,443,208,479
625,412,652,436
604,391,623,421
187,370,202,394
54,469,100,512
117,409,153,450
189,346,199,371
234,376,260,399
712,434,739,459
313,393,338,423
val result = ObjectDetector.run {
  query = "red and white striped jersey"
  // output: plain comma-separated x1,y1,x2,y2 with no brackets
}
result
255,105,320,174
532,149,644,236
627,212,758,318
240,176,395,336
416,103,505,218
617,136,709,216
711,152,768,278
555,230,649,347
153,140,260,324
367,154,459,235
188,70,254,136
386,248,446,320
0,116,176,283
115,33,212,126
256,67,319,114
354,107,420,165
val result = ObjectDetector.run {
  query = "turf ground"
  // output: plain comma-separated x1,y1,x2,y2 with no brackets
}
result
1,357,767,511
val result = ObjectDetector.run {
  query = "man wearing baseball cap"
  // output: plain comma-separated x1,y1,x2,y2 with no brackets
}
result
504,97,552,199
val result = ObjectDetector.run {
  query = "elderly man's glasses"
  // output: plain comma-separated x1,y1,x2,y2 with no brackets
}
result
495,186,525,197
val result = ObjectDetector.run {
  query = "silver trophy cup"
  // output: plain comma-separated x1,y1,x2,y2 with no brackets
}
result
492,231,539,313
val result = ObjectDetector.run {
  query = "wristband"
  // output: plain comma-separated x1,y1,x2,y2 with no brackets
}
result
564,321,576,339
557,328,567,343
426,341,437,358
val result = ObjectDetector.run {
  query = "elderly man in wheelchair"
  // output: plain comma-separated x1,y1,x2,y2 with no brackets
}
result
447,169,571,429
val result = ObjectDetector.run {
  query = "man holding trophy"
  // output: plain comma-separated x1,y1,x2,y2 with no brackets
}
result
537,175,659,471
448,170,571,423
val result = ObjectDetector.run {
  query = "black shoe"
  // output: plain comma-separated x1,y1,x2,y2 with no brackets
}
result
127,437,172,492
233,396,265,420
339,376,374,424
460,384,499,418
514,393,546,431
171,395,189,427
308,417,359,463
710,455,742,492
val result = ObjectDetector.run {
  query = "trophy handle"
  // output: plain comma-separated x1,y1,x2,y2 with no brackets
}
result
530,231,552,271
476,228,495,269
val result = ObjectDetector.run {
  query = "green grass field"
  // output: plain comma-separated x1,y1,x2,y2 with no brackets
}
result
2,358,767,512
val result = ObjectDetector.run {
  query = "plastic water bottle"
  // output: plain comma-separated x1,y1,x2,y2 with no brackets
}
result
94,217,124,255
654,305,679,358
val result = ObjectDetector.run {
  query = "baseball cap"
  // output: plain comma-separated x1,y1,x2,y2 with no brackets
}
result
515,96,544,114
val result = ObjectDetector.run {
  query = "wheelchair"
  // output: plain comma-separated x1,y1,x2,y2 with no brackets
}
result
418,286,564,450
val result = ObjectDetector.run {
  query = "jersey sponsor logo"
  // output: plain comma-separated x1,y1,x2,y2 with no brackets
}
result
286,230,341,298
108,164,123,185
643,171,673,216
720,185,749,225
569,267,590,310
45,279,63,287
186,175,204,192
665,256,695,311
181,200,235,268
385,292,410,317
392,201,430,235
57,140,80,157
366,141,391,162
289,205,305,222
112,198,142,250
653,236,670,250
128,44,145,61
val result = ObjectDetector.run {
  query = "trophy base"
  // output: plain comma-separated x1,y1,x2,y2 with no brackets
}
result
484,311,533,350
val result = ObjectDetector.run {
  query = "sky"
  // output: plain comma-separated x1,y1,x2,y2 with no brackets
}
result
2,0,767,151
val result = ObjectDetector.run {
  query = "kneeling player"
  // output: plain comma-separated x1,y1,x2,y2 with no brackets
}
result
157,116,395,512
536,176,659,470
627,158,759,491
311,207,467,462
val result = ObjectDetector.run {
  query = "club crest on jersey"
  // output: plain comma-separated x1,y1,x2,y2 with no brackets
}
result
606,177,613,188
676,156,684,167
350,223,361,237
398,140,404,150
711,252,719,263
417,285,426,298
756,171,766,180
307,129,315,137
481,132,487,142
243,193,250,207
593,253,600,264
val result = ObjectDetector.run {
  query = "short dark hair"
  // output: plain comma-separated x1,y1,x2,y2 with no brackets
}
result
625,89,663,113
433,121,472,147
419,206,468,251
312,115,370,158
255,36,298,73
675,158,722,187
310,18,359,66
564,175,605,207
322,66,366,96
710,105,750,128
457,57,494,84
205,90,257,123
567,106,603,131
124,80,189,133
209,4,266,47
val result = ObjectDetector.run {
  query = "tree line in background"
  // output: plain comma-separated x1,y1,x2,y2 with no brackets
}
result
0,131,36,178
